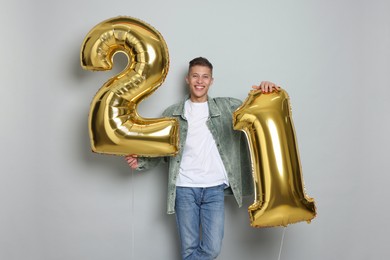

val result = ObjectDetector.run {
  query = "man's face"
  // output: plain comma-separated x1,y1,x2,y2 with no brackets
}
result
186,65,214,102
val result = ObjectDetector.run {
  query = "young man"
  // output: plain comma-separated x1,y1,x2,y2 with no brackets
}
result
125,57,279,260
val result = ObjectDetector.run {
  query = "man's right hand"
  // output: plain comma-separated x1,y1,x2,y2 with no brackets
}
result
125,155,138,169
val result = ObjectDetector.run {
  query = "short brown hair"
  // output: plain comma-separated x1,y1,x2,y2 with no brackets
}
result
188,57,213,73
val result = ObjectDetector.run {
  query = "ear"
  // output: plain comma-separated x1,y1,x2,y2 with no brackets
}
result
185,75,189,85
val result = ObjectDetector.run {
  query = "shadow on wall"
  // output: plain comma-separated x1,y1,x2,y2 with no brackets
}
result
224,197,289,259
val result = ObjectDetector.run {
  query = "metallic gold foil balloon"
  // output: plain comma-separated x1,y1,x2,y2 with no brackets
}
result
80,17,179,156
233,89,316,227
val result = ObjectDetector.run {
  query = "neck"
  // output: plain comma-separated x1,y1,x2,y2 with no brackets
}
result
190,96,208,103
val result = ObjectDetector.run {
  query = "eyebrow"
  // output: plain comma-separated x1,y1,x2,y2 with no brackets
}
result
191,73,211,77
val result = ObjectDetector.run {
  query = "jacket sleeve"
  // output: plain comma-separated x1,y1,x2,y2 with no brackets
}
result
229,97,254,196
136,156,167,171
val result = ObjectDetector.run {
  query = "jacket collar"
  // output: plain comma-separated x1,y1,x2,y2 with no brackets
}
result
172,95,221,118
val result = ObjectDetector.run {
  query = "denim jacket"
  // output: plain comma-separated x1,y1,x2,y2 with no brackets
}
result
137,96,253,214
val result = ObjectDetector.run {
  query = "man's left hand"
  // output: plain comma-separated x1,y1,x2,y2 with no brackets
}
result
252,81,281,93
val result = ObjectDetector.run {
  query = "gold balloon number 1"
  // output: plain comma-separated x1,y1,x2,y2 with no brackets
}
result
80,17,179,157
233,90,317,227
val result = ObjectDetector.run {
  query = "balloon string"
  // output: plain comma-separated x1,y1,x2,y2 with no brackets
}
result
277,227,287,260
130,168,135,259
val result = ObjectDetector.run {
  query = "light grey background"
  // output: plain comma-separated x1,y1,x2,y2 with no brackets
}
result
1,0,389,259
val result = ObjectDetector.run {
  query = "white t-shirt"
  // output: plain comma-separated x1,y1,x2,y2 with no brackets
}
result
176,100,229,187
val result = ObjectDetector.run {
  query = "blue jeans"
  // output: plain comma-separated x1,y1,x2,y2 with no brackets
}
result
175,184,225,260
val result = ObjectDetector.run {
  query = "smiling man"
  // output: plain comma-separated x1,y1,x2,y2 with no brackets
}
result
125,57,279,260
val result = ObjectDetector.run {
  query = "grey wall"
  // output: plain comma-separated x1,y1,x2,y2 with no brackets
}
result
1,0,389,259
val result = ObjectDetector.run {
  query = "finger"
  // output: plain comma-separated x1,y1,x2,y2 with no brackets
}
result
264,81,274,92
254,82,280,93
128,158,136,165
125,154,137,161
258,82,266,92
264,82,279,93
262,82,270,93
130,161,138,169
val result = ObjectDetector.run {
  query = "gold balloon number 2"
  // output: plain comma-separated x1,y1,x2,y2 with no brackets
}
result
80,17,179,157
233,90,317,227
